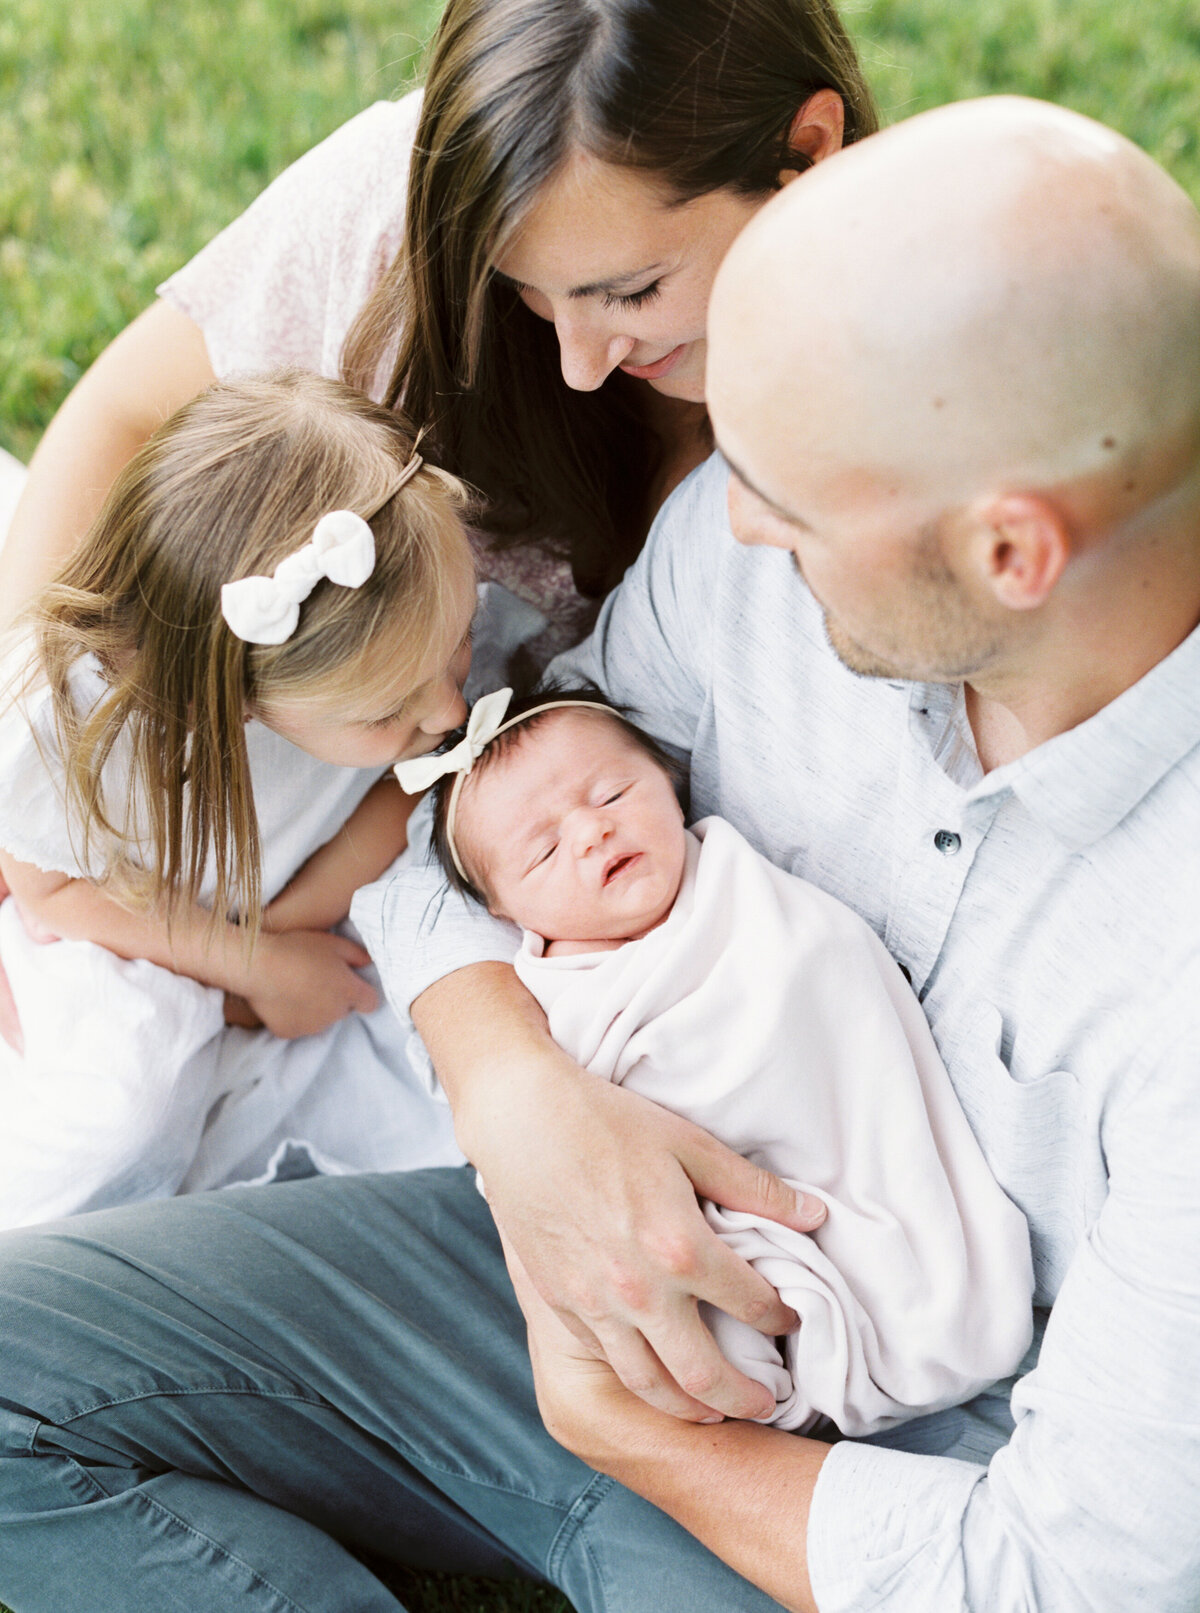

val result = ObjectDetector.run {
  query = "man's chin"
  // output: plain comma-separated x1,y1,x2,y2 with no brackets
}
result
821,614,905,681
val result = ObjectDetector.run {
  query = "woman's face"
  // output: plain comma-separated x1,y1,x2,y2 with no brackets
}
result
493,94,844,403
496,155,761,403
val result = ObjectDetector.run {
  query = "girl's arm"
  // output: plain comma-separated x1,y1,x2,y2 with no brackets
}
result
0,849,377,1039
0,301,215,626
264,776,417,935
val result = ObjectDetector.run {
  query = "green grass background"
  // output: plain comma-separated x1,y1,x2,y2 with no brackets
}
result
1,0,1197,1606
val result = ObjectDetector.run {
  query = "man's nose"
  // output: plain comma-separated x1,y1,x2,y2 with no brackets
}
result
556,314,636,392
726,472,793,551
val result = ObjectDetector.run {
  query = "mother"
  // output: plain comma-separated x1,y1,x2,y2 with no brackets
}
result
3,0,867,1339
0,0,873,1606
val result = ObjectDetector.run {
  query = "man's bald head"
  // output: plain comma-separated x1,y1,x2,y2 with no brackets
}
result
709,96,1200,529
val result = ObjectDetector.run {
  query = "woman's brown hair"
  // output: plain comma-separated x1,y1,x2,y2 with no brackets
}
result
343,0,877,596
26,369,473,930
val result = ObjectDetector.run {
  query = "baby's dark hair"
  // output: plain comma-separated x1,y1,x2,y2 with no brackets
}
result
430,684,684,906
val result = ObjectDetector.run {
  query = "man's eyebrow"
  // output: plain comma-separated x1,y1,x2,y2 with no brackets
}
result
494,264,667,300
719,444,811,529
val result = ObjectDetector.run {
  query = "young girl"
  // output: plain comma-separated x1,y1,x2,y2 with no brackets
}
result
401,687,1034,1437
0,369,477,1229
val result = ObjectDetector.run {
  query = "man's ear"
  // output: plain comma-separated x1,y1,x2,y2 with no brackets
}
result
971,493,1070,610
779,89,845,183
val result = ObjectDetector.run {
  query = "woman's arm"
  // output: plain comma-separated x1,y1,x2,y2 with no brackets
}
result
264,775,417,935
0,849,377,1038
0,300,215,625
413,961,828,1422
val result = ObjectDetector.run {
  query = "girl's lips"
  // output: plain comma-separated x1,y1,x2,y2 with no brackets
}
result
619,344,686,381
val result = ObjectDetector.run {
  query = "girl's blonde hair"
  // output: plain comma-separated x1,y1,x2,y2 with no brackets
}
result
29,369,473,929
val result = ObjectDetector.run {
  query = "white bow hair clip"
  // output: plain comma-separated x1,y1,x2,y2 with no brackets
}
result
393,686,514,794
220,510,377,646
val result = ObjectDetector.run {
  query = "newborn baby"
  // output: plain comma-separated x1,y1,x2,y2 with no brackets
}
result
399,688,1034,1436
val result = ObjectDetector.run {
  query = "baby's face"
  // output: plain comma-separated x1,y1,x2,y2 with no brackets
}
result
457,708,687,944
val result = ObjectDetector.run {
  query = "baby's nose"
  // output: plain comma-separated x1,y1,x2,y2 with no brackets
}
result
570,807,611,854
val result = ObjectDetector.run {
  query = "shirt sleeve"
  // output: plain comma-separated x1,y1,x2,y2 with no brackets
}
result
806,986,1200,1613
351,453,729,1020
158,95,422,388
0,654,93,879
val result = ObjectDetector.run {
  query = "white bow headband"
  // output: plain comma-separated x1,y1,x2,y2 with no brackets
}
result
220,450,423,646
394,687,620,882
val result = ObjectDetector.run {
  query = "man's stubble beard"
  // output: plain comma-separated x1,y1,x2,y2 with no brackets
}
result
805,526,1005,685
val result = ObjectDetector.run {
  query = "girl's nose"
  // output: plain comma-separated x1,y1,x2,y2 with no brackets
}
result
419,676,467,736
556,316,636,392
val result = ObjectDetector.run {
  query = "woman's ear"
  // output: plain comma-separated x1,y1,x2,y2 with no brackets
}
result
779,88,845,184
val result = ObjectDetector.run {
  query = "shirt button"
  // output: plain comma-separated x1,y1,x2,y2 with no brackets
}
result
933,829,962,856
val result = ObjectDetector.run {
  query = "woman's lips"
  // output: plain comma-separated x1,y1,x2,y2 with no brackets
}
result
619,344,686,381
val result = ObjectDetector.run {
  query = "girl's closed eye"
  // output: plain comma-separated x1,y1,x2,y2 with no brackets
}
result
601,282,661,312
365,703,410,730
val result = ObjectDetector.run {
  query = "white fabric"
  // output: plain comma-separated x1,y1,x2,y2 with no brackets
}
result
220,509,376,645
394,685,514,794
0,646,463,1229
159,98,420,391
516,817,1033,1436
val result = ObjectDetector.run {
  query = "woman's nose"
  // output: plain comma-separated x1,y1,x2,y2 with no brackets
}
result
556,315,636,392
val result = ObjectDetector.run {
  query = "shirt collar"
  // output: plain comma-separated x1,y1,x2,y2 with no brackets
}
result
960,621,1200,851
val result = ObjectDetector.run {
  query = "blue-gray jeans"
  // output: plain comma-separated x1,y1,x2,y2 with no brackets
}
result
0,1167,784,1611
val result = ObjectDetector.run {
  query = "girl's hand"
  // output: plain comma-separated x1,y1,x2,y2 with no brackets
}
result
243,929,378,1039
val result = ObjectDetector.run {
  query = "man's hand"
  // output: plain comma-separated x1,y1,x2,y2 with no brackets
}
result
503,1225,825,1613
242,928,378,1038
500,1228,659,1461
456,1027,826,1420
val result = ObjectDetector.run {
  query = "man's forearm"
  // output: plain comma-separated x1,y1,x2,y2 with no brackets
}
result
544,1374,828,1613
412,961,557,1154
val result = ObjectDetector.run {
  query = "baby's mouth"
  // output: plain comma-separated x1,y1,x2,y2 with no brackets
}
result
603,852,640,885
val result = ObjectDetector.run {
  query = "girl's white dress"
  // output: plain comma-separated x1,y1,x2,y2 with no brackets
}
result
515,816,1035,1437
0,646,463,1230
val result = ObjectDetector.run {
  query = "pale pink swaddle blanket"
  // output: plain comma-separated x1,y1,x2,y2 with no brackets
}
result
516,816,1033,1436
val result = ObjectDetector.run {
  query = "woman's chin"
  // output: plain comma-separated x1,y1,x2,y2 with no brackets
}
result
647,365,707,404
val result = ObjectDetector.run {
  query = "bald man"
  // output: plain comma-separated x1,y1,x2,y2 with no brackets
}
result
507,96,1200,1610
2,97,1197,1613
